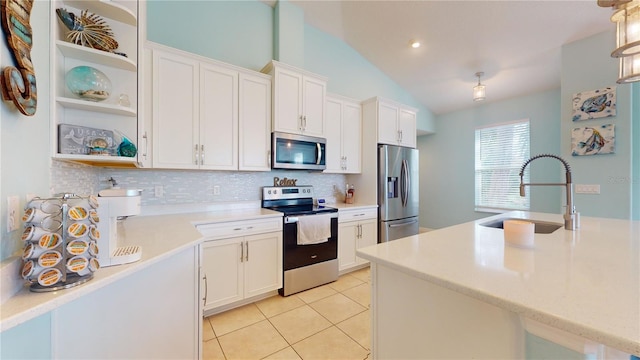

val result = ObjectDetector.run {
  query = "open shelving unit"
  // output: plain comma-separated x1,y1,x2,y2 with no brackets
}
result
51,0,140,167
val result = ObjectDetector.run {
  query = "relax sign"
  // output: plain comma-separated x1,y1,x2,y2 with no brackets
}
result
273,177,297,187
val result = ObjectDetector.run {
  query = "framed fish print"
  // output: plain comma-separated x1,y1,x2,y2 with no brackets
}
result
572,87,616,121
571,124,615,156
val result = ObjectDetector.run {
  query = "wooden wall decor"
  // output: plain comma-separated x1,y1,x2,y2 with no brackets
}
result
0,0,37,116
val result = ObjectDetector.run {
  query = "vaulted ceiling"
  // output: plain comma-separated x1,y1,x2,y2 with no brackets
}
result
288,0,613,115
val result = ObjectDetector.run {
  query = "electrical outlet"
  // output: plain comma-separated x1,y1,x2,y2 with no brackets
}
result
213,185,221,196
7,196,19,232
154,185,164,198
575,184,600,194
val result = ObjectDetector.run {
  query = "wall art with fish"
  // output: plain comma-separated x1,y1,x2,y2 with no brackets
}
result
571,124,615,156
572,87,616,121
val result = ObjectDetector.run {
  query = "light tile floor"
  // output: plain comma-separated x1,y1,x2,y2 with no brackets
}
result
203,267,371,360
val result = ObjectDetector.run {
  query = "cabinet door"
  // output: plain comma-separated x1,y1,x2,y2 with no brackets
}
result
342,101,362,173
152,50,199,169
202,238,243,311
398,108,417,148
356,219,377,265
239,73,271,171
199,63,238,170
301,76,326,137
243,232,283,298
324,97,343,173
377,101,399,145
273,67,303,134
338,222,358,271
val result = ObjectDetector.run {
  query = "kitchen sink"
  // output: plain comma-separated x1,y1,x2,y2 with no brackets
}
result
480,218,563,234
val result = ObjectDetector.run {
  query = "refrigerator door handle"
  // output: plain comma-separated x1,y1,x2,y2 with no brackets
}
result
388,219,418,228
401,159,410,207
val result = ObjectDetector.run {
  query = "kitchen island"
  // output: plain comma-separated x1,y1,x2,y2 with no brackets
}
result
357,211,639,359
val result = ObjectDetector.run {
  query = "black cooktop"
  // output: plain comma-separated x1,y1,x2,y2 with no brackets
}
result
264,204,337,216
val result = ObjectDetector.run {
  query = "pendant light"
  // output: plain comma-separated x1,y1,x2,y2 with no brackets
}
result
599,0,640,83
473,72,486,102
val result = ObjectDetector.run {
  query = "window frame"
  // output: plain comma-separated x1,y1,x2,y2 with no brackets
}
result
474,119,531,213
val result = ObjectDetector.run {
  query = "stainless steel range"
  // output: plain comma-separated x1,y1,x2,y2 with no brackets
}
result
262,186,338,296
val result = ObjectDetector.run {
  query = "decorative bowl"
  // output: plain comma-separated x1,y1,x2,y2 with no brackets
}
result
65,66,112,102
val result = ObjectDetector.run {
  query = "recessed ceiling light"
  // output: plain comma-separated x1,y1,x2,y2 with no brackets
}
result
410,40,421,48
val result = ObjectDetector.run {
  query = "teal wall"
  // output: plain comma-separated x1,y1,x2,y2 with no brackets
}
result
0,313,51,359
417,89,562,229
146,0,273,72
419,29,638,229
561,30,635,220
632,82,639,220
146,0,436,134
0,1,51,261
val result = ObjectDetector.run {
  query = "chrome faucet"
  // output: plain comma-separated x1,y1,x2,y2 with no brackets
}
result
519,154,579,230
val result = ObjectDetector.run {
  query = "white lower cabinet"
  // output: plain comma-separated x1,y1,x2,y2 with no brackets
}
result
200,217,282,314
338,208,377,272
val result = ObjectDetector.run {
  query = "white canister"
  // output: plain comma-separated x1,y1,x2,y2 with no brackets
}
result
503,219,535,248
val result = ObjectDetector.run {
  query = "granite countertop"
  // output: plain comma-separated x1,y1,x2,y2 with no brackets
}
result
357,211,640,356
0,207,282,332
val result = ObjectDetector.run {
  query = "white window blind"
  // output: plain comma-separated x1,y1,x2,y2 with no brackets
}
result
475,120,530,211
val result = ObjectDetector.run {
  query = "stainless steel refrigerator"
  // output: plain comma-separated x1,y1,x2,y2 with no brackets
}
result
378,144,419,242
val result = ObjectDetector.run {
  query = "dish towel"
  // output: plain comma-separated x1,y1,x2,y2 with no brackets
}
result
297,214,332,245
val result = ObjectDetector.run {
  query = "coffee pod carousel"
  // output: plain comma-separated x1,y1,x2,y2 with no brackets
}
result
21,194,101,292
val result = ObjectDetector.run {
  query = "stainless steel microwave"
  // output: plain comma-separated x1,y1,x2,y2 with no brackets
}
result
272,132,326,171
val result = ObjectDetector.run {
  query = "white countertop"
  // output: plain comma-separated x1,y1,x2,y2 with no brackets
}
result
329,202,378,211
0,207,282,332
357,211,640,356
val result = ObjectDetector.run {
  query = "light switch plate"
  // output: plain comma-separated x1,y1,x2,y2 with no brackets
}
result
7,196,20,232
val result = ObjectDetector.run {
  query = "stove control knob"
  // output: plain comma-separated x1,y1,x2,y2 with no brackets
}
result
274,190,278,194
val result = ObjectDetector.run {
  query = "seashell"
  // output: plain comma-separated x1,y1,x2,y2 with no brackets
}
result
56,8,119,53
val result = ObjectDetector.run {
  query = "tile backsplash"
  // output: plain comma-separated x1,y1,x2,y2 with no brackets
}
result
51,160,347,206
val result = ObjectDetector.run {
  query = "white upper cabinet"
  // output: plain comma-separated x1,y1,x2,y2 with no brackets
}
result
51,0,140,167
262,61,327,137
152,48,200,169
368,97,418,148
325,94,362,174
239,73,272,171
149,43,271,171
199,63,238,170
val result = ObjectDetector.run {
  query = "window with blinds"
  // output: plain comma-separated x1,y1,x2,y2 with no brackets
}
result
475,120,530,211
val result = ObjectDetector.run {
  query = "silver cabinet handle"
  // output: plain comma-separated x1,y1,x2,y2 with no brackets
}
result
142,131,148,158
299,115,304,131
245,241,249,262
240,242,244,262
194,144,199,165
203,273,208,307
201,144,205,165
303,115,307,131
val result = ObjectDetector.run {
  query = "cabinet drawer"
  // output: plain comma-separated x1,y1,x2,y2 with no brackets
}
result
197,217,282,239
339,208,377,223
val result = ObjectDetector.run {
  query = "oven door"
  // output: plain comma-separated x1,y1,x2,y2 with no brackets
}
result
283,213,338,271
